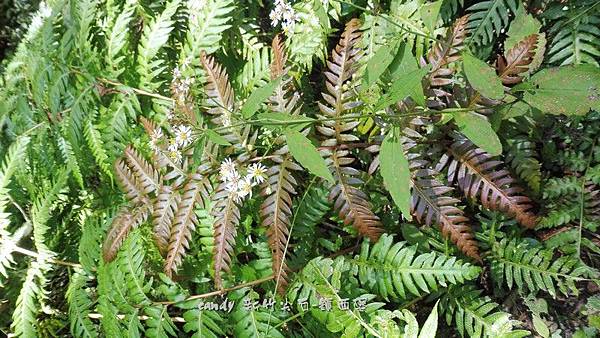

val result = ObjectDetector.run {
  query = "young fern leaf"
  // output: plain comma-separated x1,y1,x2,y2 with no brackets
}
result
424,15,469,88
84,115,113,182
317,19,383,241
437,133,538,228
231,289,285,338
351,235,481,300
212,182,241,289
153,185,180,257
124,145,161,195
165,175,211,277
496,34,539,86
490,238,592,297
260,155,300,294
102,204,151,262
67,271,97,337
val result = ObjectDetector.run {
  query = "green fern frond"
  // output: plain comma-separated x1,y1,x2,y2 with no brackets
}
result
235,47,271,95
105,0,137,77
504,136,541,194
180,0,235,68
230,288,285,338
144,305,177,337
350,234,481,300
441,286,529,338
467,0,518,46
489,238,592,297
181,300,225,338
84,114,114,182
137,0,180,91
0,136,29,232
546,9,600,66
113,230,152,307
10,257,49,337
66,271,97,338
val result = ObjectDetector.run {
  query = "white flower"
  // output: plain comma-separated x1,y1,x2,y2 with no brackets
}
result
221,112,232,127
168,137,179,150
166,110,174,121
270,0,299,32
173,66,182,79
237,177,254,199
168,149,182,164
151,128,163,141
175,125,194,147
248,163,267,184
219,158,237,181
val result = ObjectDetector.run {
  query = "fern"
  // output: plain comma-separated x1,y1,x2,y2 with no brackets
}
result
441,286,529,338
466,0,518,46
489,238,593,297
350,234,481,300
230,288,285,338
545,6,600,66
66,271,97,337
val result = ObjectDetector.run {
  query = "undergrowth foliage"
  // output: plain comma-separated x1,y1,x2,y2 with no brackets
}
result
1,0,599,337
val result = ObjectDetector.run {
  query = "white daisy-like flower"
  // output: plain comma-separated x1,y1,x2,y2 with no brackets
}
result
168,149,182,164
219,158,237,181
237,177,254,199
248,163,267,184
175,125,194,147
166,110,174,121
151,128,163,141
168,138,179,152
173,66,182,79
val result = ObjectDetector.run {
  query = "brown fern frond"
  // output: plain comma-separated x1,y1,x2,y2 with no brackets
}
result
366,119,480,259
496,34,539,85
140,116,157,137
153,149,186,186
438,133,538,228
200,52,234,122
260,154,301,294
164,175,211,277
115,159,144,202
271,34,287,79
124,145,161,194
211,182,241,289
424,15,469,88
153,185,180,257
329,150,383,241
102,204,151,262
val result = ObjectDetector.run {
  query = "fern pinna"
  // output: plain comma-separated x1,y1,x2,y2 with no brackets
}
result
3,1,600,337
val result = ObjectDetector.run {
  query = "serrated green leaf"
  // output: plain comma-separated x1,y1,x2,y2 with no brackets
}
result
463,53,505,100
523,65,600,116
241,77,282,118
205,129,231,146
284,129,334,183
454,112,502,156
380,128,411,220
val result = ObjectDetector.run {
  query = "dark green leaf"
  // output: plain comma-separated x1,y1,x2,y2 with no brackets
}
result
284,129,334,183
241,77,282,118
380,128,411,220
454,112,502,156
205,129,231,146
523,65,600,116
375,66,429,109
463,53,505,100
363,41,399,88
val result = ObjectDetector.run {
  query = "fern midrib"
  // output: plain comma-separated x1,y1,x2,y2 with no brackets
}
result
165,185,198,272
469,0,503,44
271,160,290,283
493,254,588,281
332,153,369,232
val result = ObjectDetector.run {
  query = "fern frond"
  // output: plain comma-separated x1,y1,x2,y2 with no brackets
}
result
123,145,161,195
102,204,151,262
137,0,180,90
0,136,30,230
235,46,271,95
153,185,180,257
438,133,538,228
181,300,225,337
351,235,480,300
496,34,539,86
441,286,528,337
260,155,300,294
105,0,136,77
504,135,541,194
165,175,211,277
211,182,241,289
317,19,383,241
67,271,97,337
490,238,591,297
10,258,45,337
115,158,144,202
180,0,234,66
466,0,518,46
547,11,600,66
424,15,469,88
114,230,151,307
288,257,384,337
231,288,285,338
144,305,177,337
84,115,113,182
